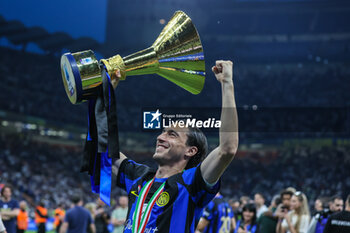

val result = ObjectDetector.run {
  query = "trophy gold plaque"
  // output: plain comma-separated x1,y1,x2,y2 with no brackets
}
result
61,11,206,104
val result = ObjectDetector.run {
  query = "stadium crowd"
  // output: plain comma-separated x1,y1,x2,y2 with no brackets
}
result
0,48,349,134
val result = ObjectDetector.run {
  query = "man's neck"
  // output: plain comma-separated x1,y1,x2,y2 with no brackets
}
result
2,197,10,202
156,164,184,178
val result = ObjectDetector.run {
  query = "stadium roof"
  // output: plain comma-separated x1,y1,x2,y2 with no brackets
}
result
0,16,101,54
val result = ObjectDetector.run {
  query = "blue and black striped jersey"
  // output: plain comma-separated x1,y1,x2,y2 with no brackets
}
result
116,159,220,233
202,195,234,233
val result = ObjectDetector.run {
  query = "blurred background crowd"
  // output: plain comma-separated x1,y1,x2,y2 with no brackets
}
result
1,0,350,232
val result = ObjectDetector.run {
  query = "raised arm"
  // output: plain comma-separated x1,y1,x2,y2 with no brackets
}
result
200,60,238,184
112,152,127,176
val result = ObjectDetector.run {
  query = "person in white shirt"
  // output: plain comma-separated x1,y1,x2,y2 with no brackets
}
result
254,193,268,219
0,214,7,233
276,191,310,233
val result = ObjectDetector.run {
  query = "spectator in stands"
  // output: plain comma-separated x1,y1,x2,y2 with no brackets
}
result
60,195,95,233
274,189,295,219
308,195,344,233
235,196,251,222
307,196,330,233
0,215,6,233
0,185,19,233
84,203,96,233
234,203,257,233
329,195,344,213
111,196,128,233
257,194,280,233
229,198,241,222
94,199,109,233
313,197,325,213
254,192,268,219
276,191,310,233
323,194,350,233
16,201,28,233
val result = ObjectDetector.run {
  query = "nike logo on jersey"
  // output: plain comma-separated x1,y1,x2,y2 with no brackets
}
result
131,190,139,197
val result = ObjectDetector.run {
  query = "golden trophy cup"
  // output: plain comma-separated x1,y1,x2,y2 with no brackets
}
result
60,11,206,104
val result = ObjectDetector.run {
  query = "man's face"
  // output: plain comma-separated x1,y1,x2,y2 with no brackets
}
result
231,201,240,211
254,194,264,206
153,127,193,165
330,198,344,212
314,199,323,212
281,194,292,208
19,201,27,210
119,196,128,208
2,187,12,199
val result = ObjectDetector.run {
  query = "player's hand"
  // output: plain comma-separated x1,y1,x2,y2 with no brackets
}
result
274,204,285,219
111,69,122,88
1,215,10,220
212,60,233,84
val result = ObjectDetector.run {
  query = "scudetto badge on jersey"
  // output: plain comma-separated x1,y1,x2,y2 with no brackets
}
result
156,192,170,207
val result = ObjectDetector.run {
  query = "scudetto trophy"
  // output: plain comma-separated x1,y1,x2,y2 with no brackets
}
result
60,11,206,104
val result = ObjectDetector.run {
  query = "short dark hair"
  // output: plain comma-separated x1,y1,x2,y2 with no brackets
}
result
185,127,208,170
280,190,294,199
317,196,330,209
255,192,265,200
1,184,13,196
330,195,343,202
71,195,82,204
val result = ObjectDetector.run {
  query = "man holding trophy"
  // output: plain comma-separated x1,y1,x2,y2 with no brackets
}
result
112,60,237,233
60,11,238,233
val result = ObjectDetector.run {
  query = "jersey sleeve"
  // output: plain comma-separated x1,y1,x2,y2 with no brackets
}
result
116,159,150,194
202,201,215,221
182,164,220,207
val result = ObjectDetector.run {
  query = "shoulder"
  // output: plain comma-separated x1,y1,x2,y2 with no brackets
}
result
181,165,200,184
121,159,150,174
82,207,91,215
329,211,345,220
66,207,78,216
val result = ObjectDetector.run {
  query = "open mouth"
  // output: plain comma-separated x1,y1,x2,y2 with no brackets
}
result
156,144,168,149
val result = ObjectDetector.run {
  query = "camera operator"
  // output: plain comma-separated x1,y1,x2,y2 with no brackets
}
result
307,195,344,233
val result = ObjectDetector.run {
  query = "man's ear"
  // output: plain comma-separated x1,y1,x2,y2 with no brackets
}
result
185,146,198,158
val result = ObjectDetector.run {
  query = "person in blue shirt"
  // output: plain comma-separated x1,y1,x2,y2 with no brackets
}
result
0,185,19,233
112,60,239,233
196,193,235,233
234,204,257,233
59,195,96,233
